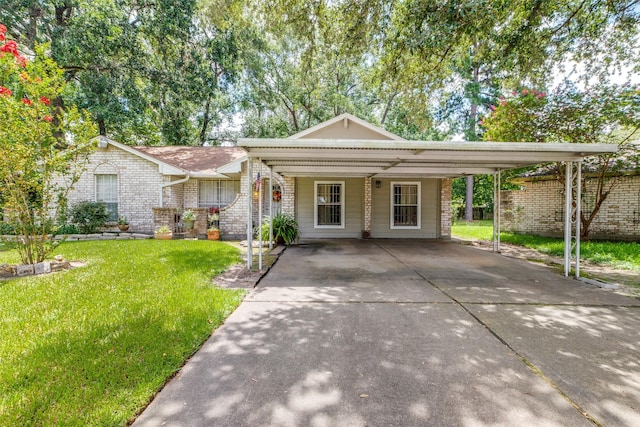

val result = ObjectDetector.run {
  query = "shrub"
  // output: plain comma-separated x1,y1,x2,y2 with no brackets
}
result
0,221,15,235
70,201,109,233
260,213,300,245
54,223,80,235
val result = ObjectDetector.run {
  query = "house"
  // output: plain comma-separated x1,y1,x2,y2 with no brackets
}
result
500,171,640,241
65,137,250,238
66,114,617,263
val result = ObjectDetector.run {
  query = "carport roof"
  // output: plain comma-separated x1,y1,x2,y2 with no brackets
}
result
237,138,619,178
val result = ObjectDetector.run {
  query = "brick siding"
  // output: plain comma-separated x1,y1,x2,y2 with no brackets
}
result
501,175,640,240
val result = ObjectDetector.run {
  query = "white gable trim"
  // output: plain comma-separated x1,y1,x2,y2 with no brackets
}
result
288,113,405,141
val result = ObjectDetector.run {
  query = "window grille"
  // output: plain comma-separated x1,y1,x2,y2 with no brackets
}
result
391,182,420,229
96,174,118,221
315,182,344,227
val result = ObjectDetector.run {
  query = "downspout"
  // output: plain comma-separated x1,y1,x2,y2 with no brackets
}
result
160,174,190,207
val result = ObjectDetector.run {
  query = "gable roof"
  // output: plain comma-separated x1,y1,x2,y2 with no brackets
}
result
133,146,246,177
288,113,405,141
95,136,246,178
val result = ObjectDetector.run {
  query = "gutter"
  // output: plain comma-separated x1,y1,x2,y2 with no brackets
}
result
160,174,190,206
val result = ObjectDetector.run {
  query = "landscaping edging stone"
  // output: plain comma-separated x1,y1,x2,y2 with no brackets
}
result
1,232,153,242
1,259,72,279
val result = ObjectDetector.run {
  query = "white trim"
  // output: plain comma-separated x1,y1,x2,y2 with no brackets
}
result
390,181,421,230
288,113,405,141
314,181,346,229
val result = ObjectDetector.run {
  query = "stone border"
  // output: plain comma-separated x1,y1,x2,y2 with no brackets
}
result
1,232,153,242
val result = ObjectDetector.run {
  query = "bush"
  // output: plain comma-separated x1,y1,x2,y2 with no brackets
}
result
54,223,80,235
70,201,109,234
260,213,300,245
0,221,15,235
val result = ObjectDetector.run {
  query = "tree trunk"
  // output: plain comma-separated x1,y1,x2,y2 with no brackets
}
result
464,64,480,221
465,175,474,221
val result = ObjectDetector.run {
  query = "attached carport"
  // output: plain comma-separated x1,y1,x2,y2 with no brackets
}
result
238,137,617,277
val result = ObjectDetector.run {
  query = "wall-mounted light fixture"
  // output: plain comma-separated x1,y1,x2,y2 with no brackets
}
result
375,180,382,189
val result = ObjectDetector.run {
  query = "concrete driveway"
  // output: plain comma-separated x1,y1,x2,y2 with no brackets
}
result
134,239,640,427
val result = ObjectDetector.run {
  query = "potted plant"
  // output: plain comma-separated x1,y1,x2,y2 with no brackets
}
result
182,209,196,230
207,226,220,240
117,216,129,232
154,225,173,240
260,213,300,245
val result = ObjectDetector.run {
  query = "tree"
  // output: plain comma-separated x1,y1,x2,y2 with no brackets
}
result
481,84,640,239
0,25,97,264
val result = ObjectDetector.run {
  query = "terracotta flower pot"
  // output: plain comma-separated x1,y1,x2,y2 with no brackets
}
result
118,224,129,232
155,231,173,240
207,230,220,240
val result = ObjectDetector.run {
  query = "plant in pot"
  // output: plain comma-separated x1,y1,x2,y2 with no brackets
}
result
154,225,173,240
182,209,197,230
260,213,300,245
117,216,129,232
207,225,220,240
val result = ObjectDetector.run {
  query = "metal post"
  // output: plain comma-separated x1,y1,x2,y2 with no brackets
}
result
497,169,501,252
258,159,263,271
492,172,498,252
575,162,581,278
564,162,572,276
247,159,253,270
269,165,273,250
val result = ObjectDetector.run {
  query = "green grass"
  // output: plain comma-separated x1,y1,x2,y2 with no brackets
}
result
0,239,245,426
452,220,640,272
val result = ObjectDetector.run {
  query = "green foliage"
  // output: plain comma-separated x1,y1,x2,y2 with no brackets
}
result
481,84,640,238
54,223,80,235
452,220,640,272
69,201,109,234
0,221,15,235
0,239,244,425
0,28,97,264
260,213,300,246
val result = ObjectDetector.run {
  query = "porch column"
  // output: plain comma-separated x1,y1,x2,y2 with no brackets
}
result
563,161,582,277
246,159,253,269
363,177,372,237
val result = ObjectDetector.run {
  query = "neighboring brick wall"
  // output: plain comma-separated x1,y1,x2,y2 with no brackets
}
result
501,175,640,240
440,178,452,239
66,145,163,233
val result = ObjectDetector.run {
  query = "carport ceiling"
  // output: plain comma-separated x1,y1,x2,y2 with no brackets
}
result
238,139,618,178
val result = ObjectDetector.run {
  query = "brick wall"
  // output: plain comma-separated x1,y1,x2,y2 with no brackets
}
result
440,178,452,239
65,145,163,233
501,175,640,240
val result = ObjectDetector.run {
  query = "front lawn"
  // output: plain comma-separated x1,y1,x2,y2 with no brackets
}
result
452,220,640,272
0,239,244,426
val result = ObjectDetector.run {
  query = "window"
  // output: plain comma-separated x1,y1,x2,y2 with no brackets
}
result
391,182,420,229
315,181,344,228
198,180,240,208
96,174,118,221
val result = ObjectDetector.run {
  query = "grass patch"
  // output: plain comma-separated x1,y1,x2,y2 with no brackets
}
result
452,220,640,272
0,239,244,426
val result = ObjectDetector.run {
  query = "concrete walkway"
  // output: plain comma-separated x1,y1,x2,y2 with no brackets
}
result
133,240,640,427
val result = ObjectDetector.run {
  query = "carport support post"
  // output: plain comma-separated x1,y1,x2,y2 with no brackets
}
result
269,165,273,250
258,159,263,271
563,161,582,277
492,170,501,252
247,159,253,270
